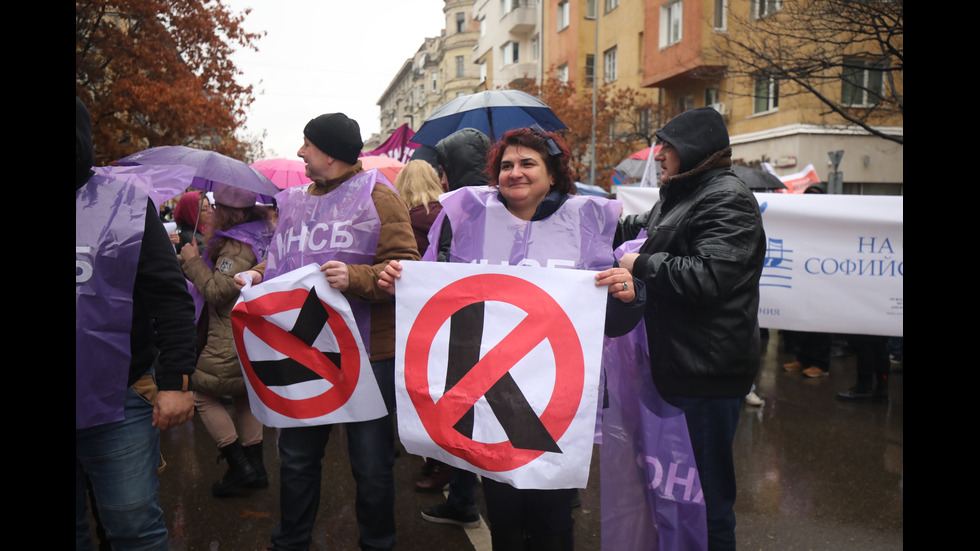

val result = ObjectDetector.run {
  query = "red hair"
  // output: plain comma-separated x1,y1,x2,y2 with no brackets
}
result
485,127,574,195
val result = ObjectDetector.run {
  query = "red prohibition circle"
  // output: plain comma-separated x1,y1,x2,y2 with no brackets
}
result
404,273,584,472
232,288,361,419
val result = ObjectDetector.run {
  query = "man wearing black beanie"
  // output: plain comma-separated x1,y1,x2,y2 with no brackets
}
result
238,112,420,551
616,107,766,551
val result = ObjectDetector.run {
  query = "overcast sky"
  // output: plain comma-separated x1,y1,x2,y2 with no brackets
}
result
224,0,447,159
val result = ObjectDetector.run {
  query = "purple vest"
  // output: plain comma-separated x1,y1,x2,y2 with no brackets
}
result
75,176,147,429
185,220,276,322
432,186,620,269
209,220,276,269
265,170,387,350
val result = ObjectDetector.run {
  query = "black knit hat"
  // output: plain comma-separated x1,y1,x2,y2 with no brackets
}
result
654,107,730,174
303,113,363,165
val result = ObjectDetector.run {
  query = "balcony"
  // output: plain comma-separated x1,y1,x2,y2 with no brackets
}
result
502,2,537,35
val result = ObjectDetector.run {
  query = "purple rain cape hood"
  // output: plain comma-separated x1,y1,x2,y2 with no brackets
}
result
264,170,389,351
424,185,619,270
75,175,147,429
599,233,709,551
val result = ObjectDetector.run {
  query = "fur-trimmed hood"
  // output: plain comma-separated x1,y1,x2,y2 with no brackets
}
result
660,146,734,192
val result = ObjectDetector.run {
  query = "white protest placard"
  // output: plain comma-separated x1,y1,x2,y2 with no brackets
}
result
231,263,388,427
395,261,607,489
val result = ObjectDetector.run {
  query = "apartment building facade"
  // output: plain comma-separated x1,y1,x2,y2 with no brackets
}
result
642,0,903,194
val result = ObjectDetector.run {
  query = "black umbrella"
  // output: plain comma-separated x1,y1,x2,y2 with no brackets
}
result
410,90,567,145
732,166,786,192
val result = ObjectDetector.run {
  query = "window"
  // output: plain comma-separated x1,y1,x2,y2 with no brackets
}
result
704,86,719,106
753,75,779,113
637,32,644,70
841,59,885,107
558,1,569,31
480,61,487,82
660,1,683,48
713,0,727,30
585,54,595,86
532,34,540,61
603,46,618,83
638,108,652,135
431,72,438,91
557,63,569,84
677,94,694,112
751,0,780,19
456,12,465,33
503,42,519,65
586,0,596,19
456,55,465,78
502,0,520,15
605,0,619,13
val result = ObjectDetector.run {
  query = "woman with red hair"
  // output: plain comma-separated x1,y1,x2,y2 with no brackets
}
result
381,126,643,550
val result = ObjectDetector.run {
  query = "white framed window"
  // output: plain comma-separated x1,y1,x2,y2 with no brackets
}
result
557,63,569,84
713,0,727,30
753,75,779,114
751,0,781,20
456,55,465,78
558,1,569,31
431,72,438,91
532,34,540,60
502,41,519,65
502,0,520,15
585,54,595,86
841,59,885,107
660,1,683,48
586,0,596,19
603,46,618,83
704,86,720,106
605,0,619,13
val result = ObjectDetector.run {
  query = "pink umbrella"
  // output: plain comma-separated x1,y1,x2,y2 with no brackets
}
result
251,158,312,190
360,155,404,185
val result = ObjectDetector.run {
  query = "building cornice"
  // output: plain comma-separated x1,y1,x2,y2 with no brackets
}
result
729,123,905,145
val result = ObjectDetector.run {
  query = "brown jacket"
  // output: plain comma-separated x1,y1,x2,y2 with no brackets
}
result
255,161,420,361
182,239,260,396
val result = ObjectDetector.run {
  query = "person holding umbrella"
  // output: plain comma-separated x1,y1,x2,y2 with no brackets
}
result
171,190,212,255
379,126,643,551
236,113,420,551
178,183,275,497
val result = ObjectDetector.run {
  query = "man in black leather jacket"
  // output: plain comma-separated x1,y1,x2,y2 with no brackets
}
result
618,107,765,551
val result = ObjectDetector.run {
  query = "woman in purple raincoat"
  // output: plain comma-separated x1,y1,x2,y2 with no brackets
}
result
179,183,275,497
380,127,644,551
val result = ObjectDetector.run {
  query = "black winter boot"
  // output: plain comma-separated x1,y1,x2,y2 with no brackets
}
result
213,440,258,497
242,441,269,489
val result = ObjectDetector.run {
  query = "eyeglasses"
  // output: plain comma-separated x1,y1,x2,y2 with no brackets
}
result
529,123,561,156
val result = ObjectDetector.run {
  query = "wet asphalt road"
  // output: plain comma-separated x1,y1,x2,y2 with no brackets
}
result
88,330,903,550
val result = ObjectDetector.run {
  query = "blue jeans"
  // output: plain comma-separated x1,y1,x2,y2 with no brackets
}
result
76,386,167,551
661,395,742,551
271,359,396,551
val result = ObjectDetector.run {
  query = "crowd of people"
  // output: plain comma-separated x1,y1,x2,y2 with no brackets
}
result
77,95,893,551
